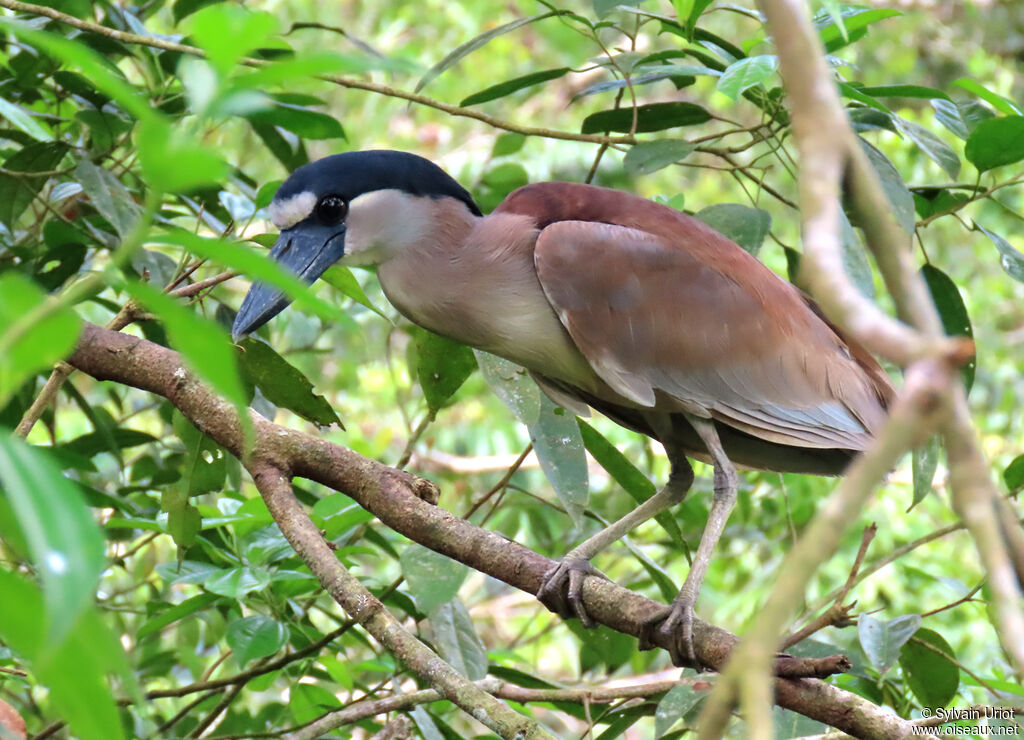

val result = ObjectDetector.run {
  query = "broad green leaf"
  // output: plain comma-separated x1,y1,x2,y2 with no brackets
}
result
623,140,695,174
289,683,341,725
204,566,272,598
0,273,81,409
162,487,201,548
492,133,526,157
965,116,1024,172
416,13,557,93
125,280,247,408
1004,455,1024,494
858,84,950,101
893,117,960,179
0,142,69,230
837,212,875,298
58,428,157,458
695,203,772,256
974,223,1024,284
137,593,221,639
322,265,386,317
858,613,921,674
137,118,229,191
430,598,487,680
255,180,282,208
581,102,711,134
237,338,342,427
529,395,589,526
716,55,777,100
226,615,288,664
921,264,974,389
838,83,892,114
931,99,994,140
0,436,105,644
858,139,915,233
188,4,278,76
911,435,940,510
0,97,53,141
899,628,959,708
75,160,141,239
671,0,714,38
238,52,400,88
400,544,468,614
570,621,635,672
461,67,570,106
411,330,477,413
474,351,542,425
172,411,228,496
578,419,683,549
0,571,125,740
655,682,703,737
245,104,345,140
952,78,1022,116
817,8,900,52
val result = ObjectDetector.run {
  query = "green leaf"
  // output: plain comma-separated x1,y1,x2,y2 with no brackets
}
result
1004,455,1024,494
0,97,53,141
838,212,875,298
716,55,777,100
75,160,141,239
137,593,220,640
921,264,974,389
58,428,157,458
0,437,105,644
965,116,1024,172
623,139,695,174
655,682,703,737
237,338,342,427
172,410,228,496
163,487,201,548
416,13,557,93
204,566,272,599
461,68,570,106
858,613,921,675
474,351,541,425
581,102,711,134
289,683,341,725
226,615,288,665
0,273,81,409
322,265,386,317
911,435,940,510
529,395,589,526
899,628,959,708
492,133,526,157
429,598,487,680
125,280,247,409
0,141,69,230
952,78,1022,116
137,118,229,192
892,117,960,179
577,419,683,548
188,4,278,76
974,223,1024,284
245,104,346,140
410,330,477,413
695,203,772,256
818,8,900,52
931,99,994,140
858,85,951,101
400,544,468,614
858,138,915,233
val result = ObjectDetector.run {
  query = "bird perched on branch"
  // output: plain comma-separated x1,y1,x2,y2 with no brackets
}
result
233,149,894,666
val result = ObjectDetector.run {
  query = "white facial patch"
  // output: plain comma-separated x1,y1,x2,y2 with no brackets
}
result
342,189,433,264
268,191,317,230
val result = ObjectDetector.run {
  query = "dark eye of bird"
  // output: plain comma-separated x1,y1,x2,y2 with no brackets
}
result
315,195,348,225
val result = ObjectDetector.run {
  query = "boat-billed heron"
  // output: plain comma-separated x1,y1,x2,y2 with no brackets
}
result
233,149,894,667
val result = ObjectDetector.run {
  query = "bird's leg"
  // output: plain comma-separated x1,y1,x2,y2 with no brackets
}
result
640,414,738,668
537,455,695,627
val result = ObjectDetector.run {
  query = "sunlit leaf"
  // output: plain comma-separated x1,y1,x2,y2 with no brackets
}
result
137,118,229,192
289,683,341,725
952,78,1022,116
716,55,777,100
474,351,542,425
0,97,53,141
1004,455,1024,494
188,4,278,76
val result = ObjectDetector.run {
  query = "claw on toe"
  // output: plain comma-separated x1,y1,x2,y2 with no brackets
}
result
638,598,702,669
536,557,606,627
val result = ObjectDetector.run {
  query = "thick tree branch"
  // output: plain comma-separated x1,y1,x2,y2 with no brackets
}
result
66,322,922,738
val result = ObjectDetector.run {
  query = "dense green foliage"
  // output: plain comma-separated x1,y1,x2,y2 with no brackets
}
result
0,0,1022,737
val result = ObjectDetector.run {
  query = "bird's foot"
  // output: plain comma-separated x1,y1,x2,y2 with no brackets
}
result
638,596,701,669
537,557,608,627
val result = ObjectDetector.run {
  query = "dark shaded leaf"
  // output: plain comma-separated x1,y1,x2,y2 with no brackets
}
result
858,138,915,233
237,338,341,427
137,593,220,640
410,330,477,413
461,67,570,106
921,264,974,389
975,223,1024,284
623,139,695,174
655,682,703,736
430,599,487,680
581,102,711,134
245,105,345,140
899,628,959,708
893,117,960,179
965,116,1024,172
58,428,157,458
0,141,68,229
911,435,940,510
696,203,772,256
859,84,950,101
252,122,309,169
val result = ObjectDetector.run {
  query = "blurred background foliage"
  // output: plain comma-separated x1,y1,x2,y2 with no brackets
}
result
0,0,1022,738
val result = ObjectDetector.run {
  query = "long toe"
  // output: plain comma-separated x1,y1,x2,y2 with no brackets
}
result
638,604,672,651
660,598,699,668
536,557,605,626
